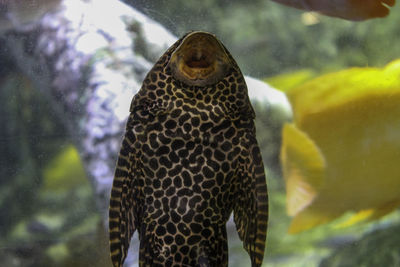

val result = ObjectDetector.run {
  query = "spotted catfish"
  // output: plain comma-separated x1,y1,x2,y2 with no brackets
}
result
109,31,268,267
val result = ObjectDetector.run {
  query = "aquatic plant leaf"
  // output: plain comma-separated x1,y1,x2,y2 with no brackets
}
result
271,0,395,20
42,145,87,192
282,59,400,233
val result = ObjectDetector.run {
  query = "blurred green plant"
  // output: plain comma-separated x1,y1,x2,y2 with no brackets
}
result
129,0,400,77
42,145,87,192
0,71,108,266
0,72,63,238
320,222,400,267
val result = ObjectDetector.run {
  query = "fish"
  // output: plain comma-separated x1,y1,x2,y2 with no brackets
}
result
271,0,395,20
109,31,268,266
281,59,400,233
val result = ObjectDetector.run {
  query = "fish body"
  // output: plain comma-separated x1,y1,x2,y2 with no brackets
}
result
281,60,400,233
109,31,268,267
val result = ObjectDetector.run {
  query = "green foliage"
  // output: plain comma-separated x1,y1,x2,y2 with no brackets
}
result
129,0,400,77
320,222,400,267
0,71,104,266
0,74,46,237
2,142,105,267
42,145,88,192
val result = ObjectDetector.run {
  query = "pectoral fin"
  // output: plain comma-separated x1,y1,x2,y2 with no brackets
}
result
281,123,326,216
234,132,268,267
109,132,138,267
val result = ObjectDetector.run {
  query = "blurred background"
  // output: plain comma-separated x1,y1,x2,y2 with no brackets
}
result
1,0,399,266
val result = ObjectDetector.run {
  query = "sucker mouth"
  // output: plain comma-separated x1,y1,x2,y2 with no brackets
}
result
185,49,212,68
168,31,231,87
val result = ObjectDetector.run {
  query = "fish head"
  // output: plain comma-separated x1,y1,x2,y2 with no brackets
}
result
167,31,232,87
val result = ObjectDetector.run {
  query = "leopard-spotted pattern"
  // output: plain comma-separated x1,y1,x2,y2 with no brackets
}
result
109,31,268,267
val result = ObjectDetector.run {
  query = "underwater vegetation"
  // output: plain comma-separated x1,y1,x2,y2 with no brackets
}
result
281,59,400,234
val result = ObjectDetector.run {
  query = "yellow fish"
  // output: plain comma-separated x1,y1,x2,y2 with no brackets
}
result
281,59,400,233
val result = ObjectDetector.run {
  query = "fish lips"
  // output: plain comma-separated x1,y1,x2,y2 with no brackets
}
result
167,31,232,87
